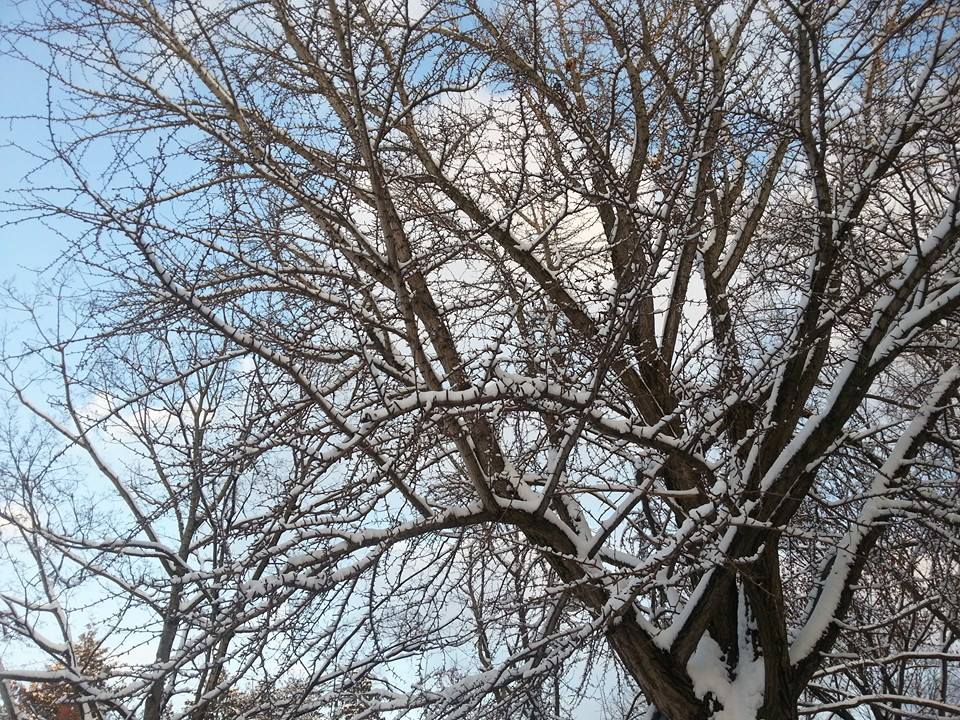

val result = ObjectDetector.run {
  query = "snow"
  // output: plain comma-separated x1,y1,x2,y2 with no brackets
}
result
685,632,764,720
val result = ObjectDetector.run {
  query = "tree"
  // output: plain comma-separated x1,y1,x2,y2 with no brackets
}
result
13,631,113,720
1,0,959,718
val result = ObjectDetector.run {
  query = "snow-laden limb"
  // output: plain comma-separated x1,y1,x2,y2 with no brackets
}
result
790,362,960,666
798,692,960,718
757,185,960,499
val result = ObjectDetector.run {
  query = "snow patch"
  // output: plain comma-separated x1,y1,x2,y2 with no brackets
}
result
686,633,764,720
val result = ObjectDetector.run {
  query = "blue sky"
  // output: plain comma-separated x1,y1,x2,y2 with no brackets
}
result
1,3,66,283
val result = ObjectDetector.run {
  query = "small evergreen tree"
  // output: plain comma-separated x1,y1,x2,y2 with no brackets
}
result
13,631,112,720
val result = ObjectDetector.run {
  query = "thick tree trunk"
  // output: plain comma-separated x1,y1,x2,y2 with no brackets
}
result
645,692,801,720
608,569,803,720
